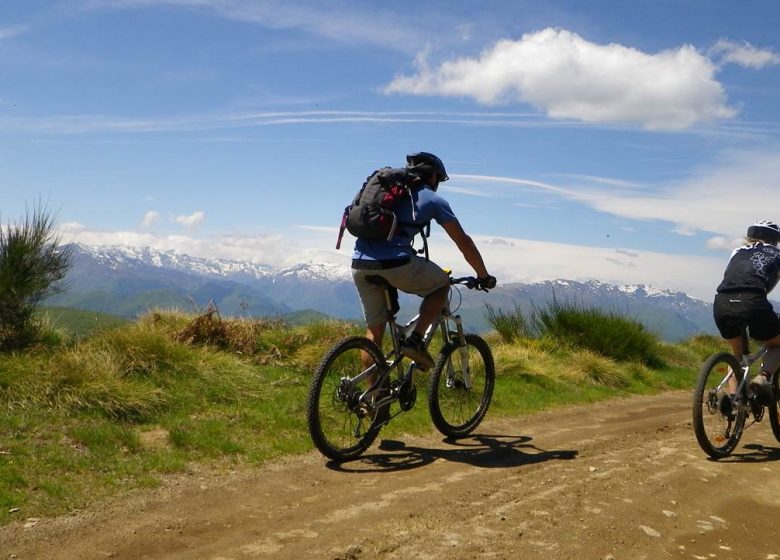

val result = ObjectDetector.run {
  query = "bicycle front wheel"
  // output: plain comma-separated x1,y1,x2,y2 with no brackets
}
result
306,336,385,462
692,352,746,459
428,334,495,438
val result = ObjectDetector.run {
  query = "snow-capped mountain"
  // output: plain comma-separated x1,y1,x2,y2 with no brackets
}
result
49,244,717,341
81,243,349,283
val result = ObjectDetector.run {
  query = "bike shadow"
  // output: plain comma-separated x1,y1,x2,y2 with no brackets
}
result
326,434,578,473
712,442,780,463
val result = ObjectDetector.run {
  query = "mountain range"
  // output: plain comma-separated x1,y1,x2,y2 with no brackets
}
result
46,243,719,341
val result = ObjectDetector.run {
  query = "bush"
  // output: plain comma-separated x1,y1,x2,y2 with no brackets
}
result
533,298,662,366
0,203,71,351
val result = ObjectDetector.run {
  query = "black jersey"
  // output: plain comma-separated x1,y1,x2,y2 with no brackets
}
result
716,242,780,294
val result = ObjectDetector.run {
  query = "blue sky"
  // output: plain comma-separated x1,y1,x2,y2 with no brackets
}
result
2,0,780,300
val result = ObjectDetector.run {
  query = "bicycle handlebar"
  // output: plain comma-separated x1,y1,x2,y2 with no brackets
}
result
450,276,493,292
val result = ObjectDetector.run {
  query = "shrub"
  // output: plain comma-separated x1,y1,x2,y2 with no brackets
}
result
0,203,71,351
533,298,662,366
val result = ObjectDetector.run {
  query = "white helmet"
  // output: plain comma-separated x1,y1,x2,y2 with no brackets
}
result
747,220,780,244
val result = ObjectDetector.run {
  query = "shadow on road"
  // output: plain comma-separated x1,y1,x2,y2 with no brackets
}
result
327,434,578,473
714,442,780,463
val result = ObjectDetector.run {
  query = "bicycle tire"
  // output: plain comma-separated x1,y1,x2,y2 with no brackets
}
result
306,336,385,462
769,370,780,443
692,352,747,459
428,333,495,438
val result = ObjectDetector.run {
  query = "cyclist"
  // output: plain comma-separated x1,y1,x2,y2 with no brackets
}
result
714,220,780,404
351,152,496,370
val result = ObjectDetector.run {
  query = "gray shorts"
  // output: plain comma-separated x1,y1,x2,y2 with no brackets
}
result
352,257,450,327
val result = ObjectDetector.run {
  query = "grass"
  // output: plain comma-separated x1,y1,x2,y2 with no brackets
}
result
0,305,727,526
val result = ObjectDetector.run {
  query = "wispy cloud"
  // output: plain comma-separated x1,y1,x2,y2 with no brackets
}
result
455,146,780,244
384,27,737,130
84,0,424,52
709,39,780,69
0,25,29,40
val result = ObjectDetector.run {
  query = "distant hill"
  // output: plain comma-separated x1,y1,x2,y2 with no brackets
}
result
47,243,719,341
41,306,130,338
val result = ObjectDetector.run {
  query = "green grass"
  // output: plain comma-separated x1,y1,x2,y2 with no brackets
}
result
0,308,726,526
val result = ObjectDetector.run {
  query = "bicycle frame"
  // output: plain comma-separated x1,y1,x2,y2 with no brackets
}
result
352,279,472,415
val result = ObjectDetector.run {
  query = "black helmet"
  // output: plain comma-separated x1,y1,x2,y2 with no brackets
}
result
406,152,449,185
747,220,780,245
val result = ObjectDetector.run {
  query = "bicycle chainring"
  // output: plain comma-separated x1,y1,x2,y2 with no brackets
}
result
398,380,417,411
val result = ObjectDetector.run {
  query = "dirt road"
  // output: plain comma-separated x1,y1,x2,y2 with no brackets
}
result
3,391,780,560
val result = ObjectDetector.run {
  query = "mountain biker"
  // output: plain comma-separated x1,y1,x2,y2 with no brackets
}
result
351,152,496,370
713,220,780,404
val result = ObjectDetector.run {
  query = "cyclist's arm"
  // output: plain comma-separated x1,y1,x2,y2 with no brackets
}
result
441,220,490,278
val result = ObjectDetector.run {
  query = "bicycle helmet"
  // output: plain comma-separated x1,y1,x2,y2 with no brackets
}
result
747,220,780,245
406,152,449,188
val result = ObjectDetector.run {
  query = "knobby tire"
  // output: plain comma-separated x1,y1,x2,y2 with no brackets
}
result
428,333,495,438
306,336,385,462
692,352,746,459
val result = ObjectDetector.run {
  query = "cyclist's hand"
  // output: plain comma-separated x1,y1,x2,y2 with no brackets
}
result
476,275,497,291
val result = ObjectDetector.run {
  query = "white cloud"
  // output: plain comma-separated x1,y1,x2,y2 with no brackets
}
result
86,0,422,52
141,210,160,227
384,28,736,130
174,211,205,228
710,39,780,69
454,146,780,245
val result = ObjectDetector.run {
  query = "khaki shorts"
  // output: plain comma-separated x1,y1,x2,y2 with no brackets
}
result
352,257,450,327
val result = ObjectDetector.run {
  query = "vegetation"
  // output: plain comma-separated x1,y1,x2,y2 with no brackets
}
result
0,303,725,526
0,204,72,351
487,297,663,366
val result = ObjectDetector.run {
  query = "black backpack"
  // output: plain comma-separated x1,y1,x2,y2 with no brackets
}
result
336,167,421,249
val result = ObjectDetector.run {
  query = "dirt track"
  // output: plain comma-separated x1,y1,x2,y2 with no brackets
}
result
3,391,780,560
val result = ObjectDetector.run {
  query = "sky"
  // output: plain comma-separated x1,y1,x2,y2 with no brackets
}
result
2,0,780,301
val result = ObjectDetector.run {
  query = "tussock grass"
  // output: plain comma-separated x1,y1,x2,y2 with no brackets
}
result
0,307,705,525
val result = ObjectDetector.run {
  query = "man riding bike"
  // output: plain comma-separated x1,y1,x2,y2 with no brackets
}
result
351,152,496,369
713,220,780,404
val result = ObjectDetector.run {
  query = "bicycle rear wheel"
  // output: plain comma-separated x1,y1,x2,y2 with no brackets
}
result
306,336,385,462
428,334,495,438
692,352,747,459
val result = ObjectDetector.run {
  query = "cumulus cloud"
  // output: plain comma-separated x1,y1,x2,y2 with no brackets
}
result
709,39,780,69
141,211,160,227
174,211,205,228
384,27,736,130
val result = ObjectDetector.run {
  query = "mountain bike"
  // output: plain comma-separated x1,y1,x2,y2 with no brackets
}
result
692,330,780,459
306,272,495,462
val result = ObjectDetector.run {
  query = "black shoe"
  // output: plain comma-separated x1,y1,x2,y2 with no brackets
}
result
718,393,734,418
749,373,774,406
400,336,434,370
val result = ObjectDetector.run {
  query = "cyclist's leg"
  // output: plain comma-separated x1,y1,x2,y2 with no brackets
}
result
352,269,389,381
748,298,780,377
714,293,747,394
379,257,449,336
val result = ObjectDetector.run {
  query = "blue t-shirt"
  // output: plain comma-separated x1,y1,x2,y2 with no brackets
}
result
352,186,458,262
